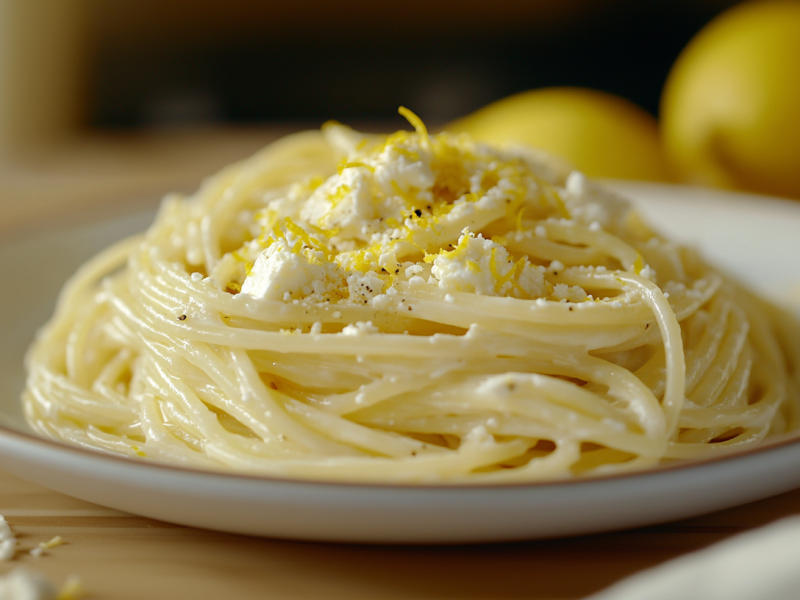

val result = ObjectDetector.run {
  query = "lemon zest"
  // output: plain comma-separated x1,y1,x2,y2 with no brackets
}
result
337,160,374,176
489,248,523,293
633,253,645,274
282,217,335,261
515,206,527,232
547,187,571,219
391,180,425,210
399,106,429,147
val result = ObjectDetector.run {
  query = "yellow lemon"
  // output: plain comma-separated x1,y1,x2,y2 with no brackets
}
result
661,1,800,199
447,87,673,181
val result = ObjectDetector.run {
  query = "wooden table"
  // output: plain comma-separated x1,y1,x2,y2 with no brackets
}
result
2,127,800,599
3,469,800,599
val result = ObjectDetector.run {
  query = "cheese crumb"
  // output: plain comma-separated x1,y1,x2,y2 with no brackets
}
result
0,515,16,561
341,321,379,336
552,283,588,303
405,264,424,278
371,294,391,309
242,236,342,301
348,271,384,304
432,230,545,298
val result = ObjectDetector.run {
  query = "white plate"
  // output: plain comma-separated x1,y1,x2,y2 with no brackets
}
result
1,182,800,544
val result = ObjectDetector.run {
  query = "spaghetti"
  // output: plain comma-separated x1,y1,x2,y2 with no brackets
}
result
23,110,800,482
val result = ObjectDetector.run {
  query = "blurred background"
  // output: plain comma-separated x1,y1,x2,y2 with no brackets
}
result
0,0,772,234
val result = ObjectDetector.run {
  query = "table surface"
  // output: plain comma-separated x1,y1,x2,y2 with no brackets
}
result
3,469,800,600
2,128,800,600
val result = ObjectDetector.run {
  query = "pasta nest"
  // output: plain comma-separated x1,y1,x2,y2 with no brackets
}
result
24,110,800,482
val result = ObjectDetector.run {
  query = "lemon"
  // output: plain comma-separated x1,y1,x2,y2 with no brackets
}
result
661,1,800,199
447,87,673,181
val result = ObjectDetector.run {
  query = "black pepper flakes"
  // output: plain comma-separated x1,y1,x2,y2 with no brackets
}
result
177,314,187,321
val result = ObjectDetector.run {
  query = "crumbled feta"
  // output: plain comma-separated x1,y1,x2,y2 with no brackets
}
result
371,294,391,309
0,515,16,561
300,132,435,244
341,321,380,336
257,178,321,228
462,424,493,446
377,247,398,274
431,231,508,296
228,118,650,313
639,265,655,281
405,264,424,278
348,271,384,304
374,145,435,199
552,283,588,303
242,236,342,301
517,264,547,298
302,166,379,240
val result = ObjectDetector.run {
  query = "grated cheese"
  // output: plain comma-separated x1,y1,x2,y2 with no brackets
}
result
0,516,16,562
229,109,642,314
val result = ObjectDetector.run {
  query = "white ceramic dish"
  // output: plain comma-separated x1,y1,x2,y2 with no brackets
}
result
1,182,799,544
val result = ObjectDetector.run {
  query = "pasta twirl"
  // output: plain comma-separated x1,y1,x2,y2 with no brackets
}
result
23,111,800,483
